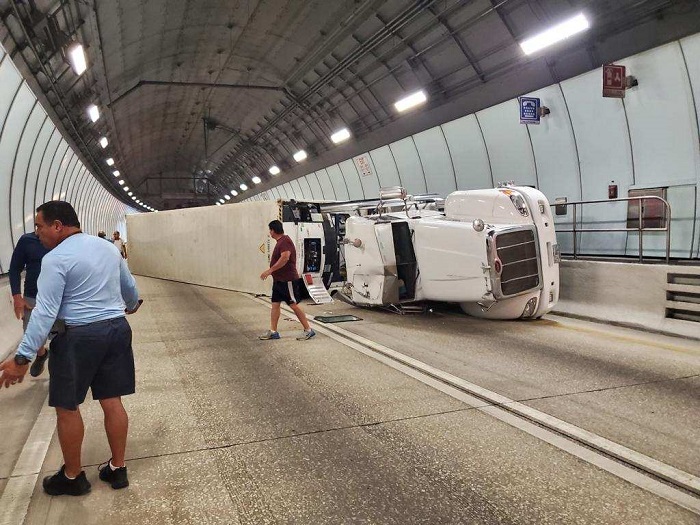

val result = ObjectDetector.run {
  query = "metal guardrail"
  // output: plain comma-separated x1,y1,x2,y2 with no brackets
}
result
551,196,672,264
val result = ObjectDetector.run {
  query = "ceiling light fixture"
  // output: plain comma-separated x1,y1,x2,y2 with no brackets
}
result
394,90,427,112
240,183,248,191
269,165,281,175
123,186,129,191
128,192,133,196
251,176,261,184
68,42,88,76
118,180,125,186
231,190,238,196
106,158,114,166
330,127,351,144
519,13,590,55
216,202,222,206
99,137,108,149
131,196,136,200
113,170,120,177
293,150,307,162
224,195,231,200
87,104,100,122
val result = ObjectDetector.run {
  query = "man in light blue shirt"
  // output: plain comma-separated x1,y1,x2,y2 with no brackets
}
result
0,201,141,496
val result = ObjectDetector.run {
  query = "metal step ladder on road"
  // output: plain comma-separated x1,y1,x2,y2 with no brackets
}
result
303,273,333,304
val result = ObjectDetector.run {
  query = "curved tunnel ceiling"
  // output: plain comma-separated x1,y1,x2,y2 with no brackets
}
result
1,0,699,209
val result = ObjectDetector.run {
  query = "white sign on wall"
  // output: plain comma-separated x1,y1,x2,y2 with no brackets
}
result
354,154,373,178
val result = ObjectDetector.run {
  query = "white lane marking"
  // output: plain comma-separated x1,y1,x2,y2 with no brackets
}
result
0,392,54,525
248,294,700,514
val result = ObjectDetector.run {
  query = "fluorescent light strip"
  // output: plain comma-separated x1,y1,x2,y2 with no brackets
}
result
394,90,427,112
330,127,351,144
68,43,87,76
520,13,590,55
269,165,280,175
87,104,100,122
293,150,307,162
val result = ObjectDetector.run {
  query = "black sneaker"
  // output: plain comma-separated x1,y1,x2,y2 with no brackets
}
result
42,465,91,496
98,459,129,489
30,349,49,377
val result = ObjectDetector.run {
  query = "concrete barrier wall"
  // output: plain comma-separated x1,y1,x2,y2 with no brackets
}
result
127,200,281,296
555,260,699,339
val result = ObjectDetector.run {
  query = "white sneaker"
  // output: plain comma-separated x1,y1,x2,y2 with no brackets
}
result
296,329,316,340
258,330,280,340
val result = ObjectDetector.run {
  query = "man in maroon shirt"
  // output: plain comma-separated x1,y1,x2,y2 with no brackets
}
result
259,220,316,340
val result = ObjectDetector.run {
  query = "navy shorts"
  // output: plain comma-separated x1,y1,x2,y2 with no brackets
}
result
48,317,135,410
271,280,301,305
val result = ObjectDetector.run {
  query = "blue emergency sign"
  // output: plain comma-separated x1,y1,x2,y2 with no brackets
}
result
519,97,540,124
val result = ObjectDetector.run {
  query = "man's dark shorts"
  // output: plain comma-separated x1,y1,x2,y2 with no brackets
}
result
271,280,301,305
48,317,135,410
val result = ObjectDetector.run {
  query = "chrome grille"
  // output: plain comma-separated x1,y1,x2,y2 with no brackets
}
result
495,229,540,296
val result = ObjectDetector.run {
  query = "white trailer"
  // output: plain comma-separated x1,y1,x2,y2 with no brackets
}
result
126,200,330,297
342,185,560,319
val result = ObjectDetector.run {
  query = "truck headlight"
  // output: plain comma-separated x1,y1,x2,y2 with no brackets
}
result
509,194,529,217
521,297,538,318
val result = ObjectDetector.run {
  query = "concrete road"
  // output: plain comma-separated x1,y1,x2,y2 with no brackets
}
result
2,276,698,524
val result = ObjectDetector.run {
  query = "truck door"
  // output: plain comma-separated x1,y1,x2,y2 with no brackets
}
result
392,222,418,301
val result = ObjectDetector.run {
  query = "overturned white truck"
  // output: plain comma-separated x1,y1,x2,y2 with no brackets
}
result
342,185,560,319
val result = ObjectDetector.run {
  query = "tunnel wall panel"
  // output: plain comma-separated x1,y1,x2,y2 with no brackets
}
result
369,146,401,190
388,138,426,195
440,115,493,191
413,127,457,197
0,43,136,273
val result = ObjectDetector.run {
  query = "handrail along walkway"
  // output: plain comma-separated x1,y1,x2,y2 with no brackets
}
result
551,196,671,264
